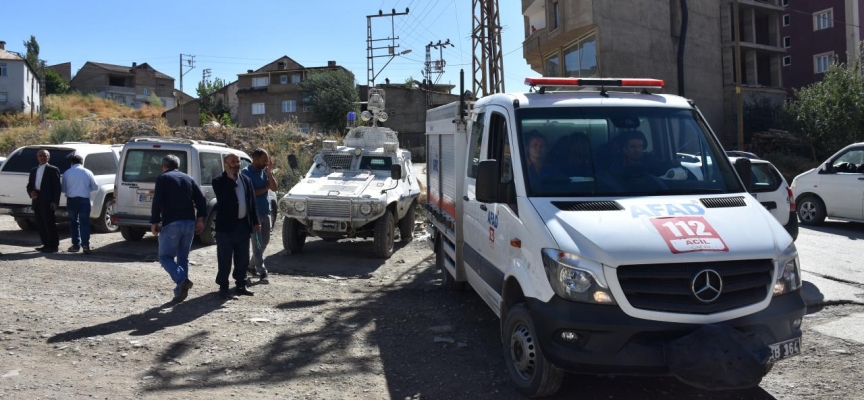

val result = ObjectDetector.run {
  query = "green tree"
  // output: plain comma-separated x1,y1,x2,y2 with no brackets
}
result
785,57,864,160
299,70,360,132
45,70,70,94
147,92,163,107
23,35,41,74
196,77,227,99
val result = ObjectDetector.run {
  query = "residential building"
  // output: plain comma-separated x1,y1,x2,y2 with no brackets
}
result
46,62,72,82
164,82,238,127
235,57,353,130
69,61,176,109
780,0,862,90
0,40,43,115
358,83,459,150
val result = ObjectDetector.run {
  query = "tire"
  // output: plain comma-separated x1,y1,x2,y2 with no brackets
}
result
398,202,416,243
199,210,217,245
91,196,119,233
282,217,306,254
15,217,36,231
120,226,146,241
437,234,465,291
373,210,395,258
797,195,826,226
270,202,279,228
502,304,564,398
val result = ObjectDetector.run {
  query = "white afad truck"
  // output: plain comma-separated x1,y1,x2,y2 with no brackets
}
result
425,77,805,397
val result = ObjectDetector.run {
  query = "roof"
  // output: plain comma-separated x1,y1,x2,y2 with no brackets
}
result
88,61,173,80
0,48,24,61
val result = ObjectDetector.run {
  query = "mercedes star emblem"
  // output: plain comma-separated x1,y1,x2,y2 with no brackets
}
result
691,269,723,303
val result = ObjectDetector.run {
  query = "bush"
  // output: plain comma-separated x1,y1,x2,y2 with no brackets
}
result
48,120,90,143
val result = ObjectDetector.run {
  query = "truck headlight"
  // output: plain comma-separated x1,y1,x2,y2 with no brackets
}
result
279,200,292,214
774,244,802,296
293,200,306,213
359,203,372,215
542,249,616,304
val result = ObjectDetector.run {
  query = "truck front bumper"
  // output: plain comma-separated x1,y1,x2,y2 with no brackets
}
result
526,291,805,376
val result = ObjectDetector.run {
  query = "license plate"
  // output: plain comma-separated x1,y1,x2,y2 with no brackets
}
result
24,207,31,213
767,337,801,363
138,194,153,203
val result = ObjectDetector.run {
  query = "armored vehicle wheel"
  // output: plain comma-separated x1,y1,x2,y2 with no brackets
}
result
199,210,217,245
283,217,306,254
503,304,564,397
14,217,36,231
398,202,415,243
120,226,146,241
373,210,395,258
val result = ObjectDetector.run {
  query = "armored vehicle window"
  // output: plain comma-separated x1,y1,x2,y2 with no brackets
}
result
359,156,393,171
122,150,188,183
84,152,117,175
2,148,74,173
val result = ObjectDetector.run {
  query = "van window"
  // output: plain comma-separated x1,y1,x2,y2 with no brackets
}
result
489,112,513,183
2,148,74,173
359,156,393,171
199,152,223,185
85,152,117,175
467,112,485,178
123,150,188,182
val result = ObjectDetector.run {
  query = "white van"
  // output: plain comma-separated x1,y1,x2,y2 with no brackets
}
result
425,78,805,397
792,142,864,225
112,137,278,244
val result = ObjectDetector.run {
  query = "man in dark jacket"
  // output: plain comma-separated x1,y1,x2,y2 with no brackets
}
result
27,149,62,253
150,154,207,304
212,153,261,299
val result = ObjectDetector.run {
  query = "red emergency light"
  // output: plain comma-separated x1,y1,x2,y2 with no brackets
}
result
524,77,665,89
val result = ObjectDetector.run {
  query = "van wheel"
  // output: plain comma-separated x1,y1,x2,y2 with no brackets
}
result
283,217,306,254
120,226,146,241
373,211,395,258
797,196,826,226
398,202,415,242
15,217,36,231
199,210,217,245
91,196,119,233
503,304,564,398
437,234,464,291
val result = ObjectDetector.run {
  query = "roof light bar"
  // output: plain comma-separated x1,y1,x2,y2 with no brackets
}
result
524,77,665,89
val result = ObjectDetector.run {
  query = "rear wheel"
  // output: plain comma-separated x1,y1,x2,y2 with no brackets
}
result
398,202,416,243
91,196,119,233
797,196,826,226
15,217,36,231
199,210,217,245
120,226,146,241
373,211,395,258
502,304,564,398
282,217,306,254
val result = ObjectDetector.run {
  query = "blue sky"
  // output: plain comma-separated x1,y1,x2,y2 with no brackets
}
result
3,0,538,97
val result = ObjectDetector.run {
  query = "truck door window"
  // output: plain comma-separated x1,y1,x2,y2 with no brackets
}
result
467,112,485,178
489,112,513,183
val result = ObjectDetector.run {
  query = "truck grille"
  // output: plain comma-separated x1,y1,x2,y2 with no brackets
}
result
616,259,773,314
323,153,354,169
307,199,352,218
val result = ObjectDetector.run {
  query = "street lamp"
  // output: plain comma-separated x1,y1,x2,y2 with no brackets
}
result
374,49,413,84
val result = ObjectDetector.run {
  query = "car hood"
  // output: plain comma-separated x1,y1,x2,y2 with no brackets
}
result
287,171,383,198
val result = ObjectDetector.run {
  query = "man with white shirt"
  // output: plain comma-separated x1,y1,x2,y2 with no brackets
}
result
26,149,62,253
61,155,98,254
212,153,261,299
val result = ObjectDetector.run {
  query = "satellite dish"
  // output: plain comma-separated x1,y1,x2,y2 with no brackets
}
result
376,111,389,122
360,111,373,122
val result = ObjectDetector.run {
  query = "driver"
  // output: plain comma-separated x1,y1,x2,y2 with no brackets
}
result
524,132,561,182
609,130,670,176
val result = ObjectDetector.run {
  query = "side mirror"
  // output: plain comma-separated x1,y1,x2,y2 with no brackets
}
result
734,157,752,192
287,154,299,169
476,160,500,203
391,164,402,180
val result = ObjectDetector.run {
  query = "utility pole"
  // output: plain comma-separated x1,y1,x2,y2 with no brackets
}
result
472,0,505,97
733,0,744,150
179,54,195,125
202,68,211,87
366,8,410,87
423,39,454,107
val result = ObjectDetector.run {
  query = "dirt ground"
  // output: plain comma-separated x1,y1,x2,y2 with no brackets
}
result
0,214,862,400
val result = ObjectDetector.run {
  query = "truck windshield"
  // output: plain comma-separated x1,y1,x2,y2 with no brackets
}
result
516,107,744,197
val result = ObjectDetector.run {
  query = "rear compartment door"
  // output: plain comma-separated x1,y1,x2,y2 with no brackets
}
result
116,147,190,218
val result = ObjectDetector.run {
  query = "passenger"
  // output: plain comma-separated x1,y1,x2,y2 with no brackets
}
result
524,132,561,183
562,132,593,177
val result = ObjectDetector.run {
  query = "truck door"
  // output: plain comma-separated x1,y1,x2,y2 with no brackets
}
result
462,111,487,291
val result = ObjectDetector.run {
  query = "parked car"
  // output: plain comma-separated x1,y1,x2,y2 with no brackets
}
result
730,157,798,240
0,143,122,233
111,137,278,244
792,142,864,225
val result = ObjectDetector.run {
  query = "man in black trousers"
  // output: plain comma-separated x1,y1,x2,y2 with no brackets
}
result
27,149,62,253
212,153,261,299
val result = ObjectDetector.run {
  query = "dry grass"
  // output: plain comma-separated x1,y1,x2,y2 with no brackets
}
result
45,93,165,120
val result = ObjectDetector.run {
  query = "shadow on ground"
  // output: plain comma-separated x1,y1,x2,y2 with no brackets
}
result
801,220,864,241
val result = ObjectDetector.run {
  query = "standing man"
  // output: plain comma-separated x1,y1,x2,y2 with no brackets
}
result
150,154,207,304
241,148,277,284
61,155,98,254
212,153,260,299
27,149,61,253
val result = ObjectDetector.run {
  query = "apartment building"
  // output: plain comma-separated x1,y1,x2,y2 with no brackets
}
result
69,61,176,109
780,0,862,90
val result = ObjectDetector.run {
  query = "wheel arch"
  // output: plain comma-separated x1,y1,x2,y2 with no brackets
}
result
500,277,527,342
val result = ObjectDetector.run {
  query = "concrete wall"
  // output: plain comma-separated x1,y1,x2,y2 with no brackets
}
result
0,59,42,114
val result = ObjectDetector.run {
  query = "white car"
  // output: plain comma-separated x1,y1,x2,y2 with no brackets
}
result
792,142,864,226
732,157,798,240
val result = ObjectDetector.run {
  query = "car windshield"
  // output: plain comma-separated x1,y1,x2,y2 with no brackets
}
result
122,149,188,183
516,107,744,197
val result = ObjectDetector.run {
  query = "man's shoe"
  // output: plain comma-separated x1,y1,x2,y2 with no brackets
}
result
246,267,260,277
258,274,270,285
34,246,46,251
40,247,58,253
82,246,92,255
173,279,194,303
236,287,255,296
67,245,81,253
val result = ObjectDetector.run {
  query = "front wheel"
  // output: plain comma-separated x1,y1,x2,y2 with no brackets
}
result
373,211,395,258
198,210,217,245
502,304,564,398
797,196,826,226
15,217,36,231
282,217,306,254
398,202,416,243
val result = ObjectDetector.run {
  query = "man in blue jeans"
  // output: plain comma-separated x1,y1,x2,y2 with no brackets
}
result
150,154,207,304
241,148,277,284
61,155,98,254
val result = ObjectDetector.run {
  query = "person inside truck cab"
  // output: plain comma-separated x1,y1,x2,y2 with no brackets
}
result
524,132,561,182
609,130,669,176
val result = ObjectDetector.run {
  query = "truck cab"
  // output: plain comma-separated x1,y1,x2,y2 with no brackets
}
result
425,78,805,397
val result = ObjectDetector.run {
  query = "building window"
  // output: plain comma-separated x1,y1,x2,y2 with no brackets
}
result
292,74,301,83
783,56,792,66
783,36,791,48
0,92,7,103
252,77,269,87
563,33,598,78
0,63,6,76
544,54,560,77
298,123,310,133
813,9,833,30
552,2,559,30
782,14,790,26
142,88,150,96
281,100,296,113
252,102,265,115
782,0,788,6
280,75,288,84
814,52,833,73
